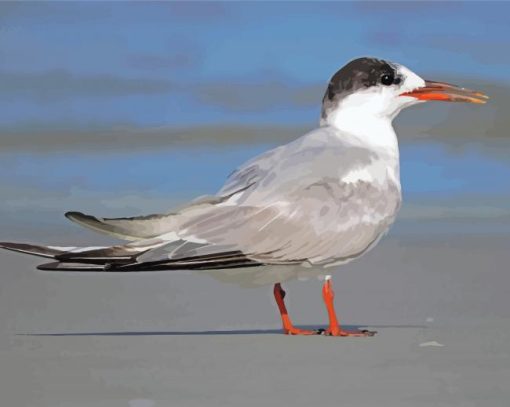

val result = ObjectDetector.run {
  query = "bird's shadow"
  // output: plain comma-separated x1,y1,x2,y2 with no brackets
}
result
17,324,426,337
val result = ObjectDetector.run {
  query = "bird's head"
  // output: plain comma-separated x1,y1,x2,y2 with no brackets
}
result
321,57,488,127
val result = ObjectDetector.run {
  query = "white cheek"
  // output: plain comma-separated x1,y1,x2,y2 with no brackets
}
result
337,89,388,113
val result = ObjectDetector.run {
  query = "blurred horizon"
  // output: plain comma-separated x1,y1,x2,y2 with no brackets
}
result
1,1,509,240
1,2,509,136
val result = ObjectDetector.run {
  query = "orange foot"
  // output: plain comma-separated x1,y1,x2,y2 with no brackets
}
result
284,327,320,336
321,327,377,337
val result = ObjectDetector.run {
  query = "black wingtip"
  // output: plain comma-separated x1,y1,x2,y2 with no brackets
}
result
37,262,60,270
0,242,64,258
1,242,28,251
0,241,17,250
37,261,106,271
65,211,83,219
65,211,100,223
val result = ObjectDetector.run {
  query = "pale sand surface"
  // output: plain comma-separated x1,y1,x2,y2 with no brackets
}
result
0,228,509,406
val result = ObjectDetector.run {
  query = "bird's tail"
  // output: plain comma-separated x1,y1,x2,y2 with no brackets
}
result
0,241,147,271
1,240,263,272
0,242,70,258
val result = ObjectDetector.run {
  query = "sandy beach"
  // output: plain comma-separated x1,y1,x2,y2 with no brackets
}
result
1,227,509,407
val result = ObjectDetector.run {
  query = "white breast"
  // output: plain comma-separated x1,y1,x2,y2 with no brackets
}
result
329,123,401,190
341,155,400,188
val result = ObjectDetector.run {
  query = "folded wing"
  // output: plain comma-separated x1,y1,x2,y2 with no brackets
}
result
64,195,231,241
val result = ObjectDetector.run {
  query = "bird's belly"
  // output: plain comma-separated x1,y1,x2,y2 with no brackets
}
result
319,220,393,268
201,264,332,287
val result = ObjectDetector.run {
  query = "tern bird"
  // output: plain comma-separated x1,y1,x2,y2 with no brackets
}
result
0,57,487,336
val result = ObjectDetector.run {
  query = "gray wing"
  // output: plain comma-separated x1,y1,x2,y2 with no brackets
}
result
127,181,399,268
157,182,399,266
62,127,399,269
64,191,245,241
135,128,400,266
217,144,285,197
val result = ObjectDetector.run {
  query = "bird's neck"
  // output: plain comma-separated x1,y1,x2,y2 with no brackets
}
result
320,106,399,156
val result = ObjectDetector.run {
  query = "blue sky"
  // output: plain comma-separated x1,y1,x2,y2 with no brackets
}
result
1,1,509,128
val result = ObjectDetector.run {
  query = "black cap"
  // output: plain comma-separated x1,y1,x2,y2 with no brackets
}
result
324,57,398,101
321,57,400,121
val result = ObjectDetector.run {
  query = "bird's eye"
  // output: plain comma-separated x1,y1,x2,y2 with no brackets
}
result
381,74,394,86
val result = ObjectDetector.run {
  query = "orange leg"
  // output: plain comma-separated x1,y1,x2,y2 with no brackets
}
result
273,283,317,335
322,278,376,337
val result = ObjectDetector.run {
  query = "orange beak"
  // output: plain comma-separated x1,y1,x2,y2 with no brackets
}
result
400,80,489,104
